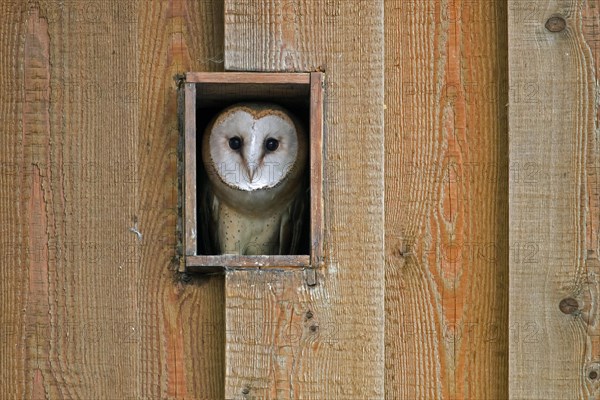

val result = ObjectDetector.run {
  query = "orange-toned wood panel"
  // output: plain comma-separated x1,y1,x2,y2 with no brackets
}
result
385,1,509,398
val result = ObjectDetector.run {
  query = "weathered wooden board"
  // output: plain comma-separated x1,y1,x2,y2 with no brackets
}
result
0,0,225,398
385,0,508,398
0,2,27,397
509,0,600,398
187,71,310,84
224,0,385,398
187,255,310,269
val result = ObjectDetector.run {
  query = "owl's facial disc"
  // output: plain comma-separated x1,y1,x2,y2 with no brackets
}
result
209,110,300,191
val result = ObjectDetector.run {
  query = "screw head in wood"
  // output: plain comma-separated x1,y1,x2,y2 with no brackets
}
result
559,297,579,314
545,16,566,32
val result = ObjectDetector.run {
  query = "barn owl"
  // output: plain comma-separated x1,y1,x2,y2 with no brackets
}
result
200,102,308,256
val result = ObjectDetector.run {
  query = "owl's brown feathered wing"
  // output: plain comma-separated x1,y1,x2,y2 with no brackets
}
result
278,185,308,255
198,180,221,255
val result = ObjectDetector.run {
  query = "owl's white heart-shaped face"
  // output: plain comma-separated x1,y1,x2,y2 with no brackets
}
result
204,103,303,191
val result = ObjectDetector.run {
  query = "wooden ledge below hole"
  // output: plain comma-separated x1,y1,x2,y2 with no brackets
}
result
185,255,311,273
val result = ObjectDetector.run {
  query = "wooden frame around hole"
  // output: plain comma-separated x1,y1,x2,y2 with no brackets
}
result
182,72,324,273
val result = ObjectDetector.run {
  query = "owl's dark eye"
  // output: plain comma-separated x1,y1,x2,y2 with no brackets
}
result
265,138,279,152
229,137,242,150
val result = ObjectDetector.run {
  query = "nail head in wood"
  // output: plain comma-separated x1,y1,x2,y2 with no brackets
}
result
306,310,314,319
545,16,566,33
559,297,579,314
590,370,598,380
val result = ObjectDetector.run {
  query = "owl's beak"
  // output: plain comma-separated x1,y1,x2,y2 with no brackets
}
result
244,142,261,182
246,163,259,183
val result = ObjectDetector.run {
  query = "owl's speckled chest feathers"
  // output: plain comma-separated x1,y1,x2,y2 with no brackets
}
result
207,179,306,255
215,198,290,255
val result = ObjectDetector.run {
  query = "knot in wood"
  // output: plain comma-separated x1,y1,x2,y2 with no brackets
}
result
545,16,566,33
559,297,579,315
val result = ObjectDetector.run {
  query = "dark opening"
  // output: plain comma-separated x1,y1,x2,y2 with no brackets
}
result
194,82,311,256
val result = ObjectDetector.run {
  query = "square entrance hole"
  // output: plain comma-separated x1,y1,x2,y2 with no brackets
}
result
182,72,324,273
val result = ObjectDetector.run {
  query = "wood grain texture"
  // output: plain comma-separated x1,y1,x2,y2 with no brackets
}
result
385,0,509,399
187,71,310,83
509,0,600,398
309,72,324,269
0,1,24,396
0,0,225,398
184,83,197,256
137,1,225,398
187,255,310,269
224,1,385,398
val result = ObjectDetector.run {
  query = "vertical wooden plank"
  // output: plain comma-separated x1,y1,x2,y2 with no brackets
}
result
0,0,225,398
17,1,143,397
309,71,324,268
509,0,600,398
385,0,509,398
224,1,385,398
184,82,197,256
136,0,225,398
0,1,25,397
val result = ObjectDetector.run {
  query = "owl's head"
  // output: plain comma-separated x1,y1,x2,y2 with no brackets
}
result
202,102,307,192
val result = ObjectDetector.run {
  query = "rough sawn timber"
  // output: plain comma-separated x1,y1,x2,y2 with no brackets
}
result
224,0,386,398
0,1,225,398
385,0,509,399
509,0,600,398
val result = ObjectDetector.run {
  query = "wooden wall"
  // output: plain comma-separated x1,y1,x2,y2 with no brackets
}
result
2,0,598,399
223,1,386,398
509,0,600,398
0,1,225,398
385,1,508,399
